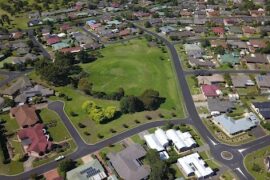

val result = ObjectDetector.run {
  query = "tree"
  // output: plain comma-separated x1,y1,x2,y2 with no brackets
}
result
120,96,144,113
78,78,92,94
104,106,117,119
251,163,261,172
77,50,96,63
140,89,164,110
144,21,151,28
212,46,225,55
58,159,76,177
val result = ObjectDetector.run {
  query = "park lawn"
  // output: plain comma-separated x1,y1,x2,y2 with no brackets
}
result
186,75,200,95
244,145,270,180
39,108,71,142
81,38,185,114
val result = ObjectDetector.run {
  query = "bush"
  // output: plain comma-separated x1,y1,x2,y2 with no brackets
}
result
78,122,86,128
122,124,129,128
145,115,152,120
252,163,261,172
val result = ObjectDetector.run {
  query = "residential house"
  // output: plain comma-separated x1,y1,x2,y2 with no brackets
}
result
168,31,194,39
210,40,227,48
218,52,240,65
197,74,225,85
17,123,52,156
212,113,259,136
46,36,61,46
60,24,71,32
231,74,255,88
11,31,24,40
119,29,131,37
10,104,39,128
206,9,220,17
67,159,107,180
212,27,225,36
242,26,257,36
52,42,70,51
252,101,270,120
207,98,234,114
1,76,32,98
255,74,270,93
28,19,43,27
43,169,63,180
60,47,81,54
250,8,265,17
243,54,268,64
184,44,203,58
247,40,267,52
180,9,193,17
12,53,38,65
148,18,162,26
107,144,150,180
227,26,243,36
14,84,54,103
177,153,213,179
227,40,248,49
160,26,176,35
188,57,215,68
201,84,222,97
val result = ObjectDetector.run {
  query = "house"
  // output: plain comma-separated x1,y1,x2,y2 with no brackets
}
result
12,53,38,65
89,23,101,31
160,26,176,35
201,84,222,97
243,54,268,64
119,29,131,37
228,26,243,36
1,76,32,98
188,57,215,68
184,44,203,58
10,104,39,128
67,159,107,180
207,98,234,113
107,144,150,180
17,123,52,156
60,24,71,32
168,31,194,39
28,19,43,26
197,74,225,85
47,37,61,45
60,47,81,54
227,40,248,49
206,9,220,17
11,31,24,39
210,40,227,48
52,42,70,51
180,9,193,17
248,40,267,52
166,129,196,152
212,113,259,136
106,20,121,27
148,18,162,26
218,52,240,65
43,169,63,180
255,75,270,93
242,26,257,36
212,27,225,36
42,27,51,36
231,74,254,88
252,101,270,120
177,153,213,178
14,84,54,103
223,18,238,26
250,8,265,17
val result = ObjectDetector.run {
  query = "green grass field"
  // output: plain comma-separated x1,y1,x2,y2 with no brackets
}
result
81,39,184,112
244,145,270,180
29,38,186,144
39,108,72,142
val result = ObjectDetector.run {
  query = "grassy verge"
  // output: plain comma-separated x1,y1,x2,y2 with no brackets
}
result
244,145,270,180
185,75,200,95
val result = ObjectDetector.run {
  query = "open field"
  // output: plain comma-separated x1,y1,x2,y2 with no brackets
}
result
244,145,270,180
29,38,186,144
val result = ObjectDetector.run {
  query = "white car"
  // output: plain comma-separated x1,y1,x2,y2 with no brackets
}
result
55,155,65,161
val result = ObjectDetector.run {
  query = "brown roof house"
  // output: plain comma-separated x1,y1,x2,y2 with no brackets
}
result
243,54,268,64
10,104,39,128
197,74,225,85
107,144,150,180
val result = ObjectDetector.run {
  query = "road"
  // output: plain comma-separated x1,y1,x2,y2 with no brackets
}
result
134,25,258,179
185,69,270,75
1,25,270,179
28,29,51,59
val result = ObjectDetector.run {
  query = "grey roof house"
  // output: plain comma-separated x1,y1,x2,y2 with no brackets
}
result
1,76,32,97
184,44,204,58
107,144,150,180
212,113,259,135
207,98,234,113
255,75,270,89
160,26,176,34
252,101,270,120
188,57,215,68
231,74,255,88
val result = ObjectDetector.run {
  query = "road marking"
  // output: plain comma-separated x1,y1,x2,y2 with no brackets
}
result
207,136,218,146
235,167,247,179
238,148,247,153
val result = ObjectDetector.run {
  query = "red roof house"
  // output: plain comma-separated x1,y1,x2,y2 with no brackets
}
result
250,9,265,17
10,105,38,128
12,32,24,39
90,23,101,31
212,27,225,36
47,37,61,45
60,24,71,32
60,47,81,54
18,124,52,155
119,29,131,36
201,85,221,97
242,26,257,35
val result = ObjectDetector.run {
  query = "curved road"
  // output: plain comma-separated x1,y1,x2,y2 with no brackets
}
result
1,26,270,179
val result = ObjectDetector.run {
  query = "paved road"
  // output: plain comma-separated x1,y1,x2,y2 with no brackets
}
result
134,25,256,179
185,69,270,75
28,29,51,59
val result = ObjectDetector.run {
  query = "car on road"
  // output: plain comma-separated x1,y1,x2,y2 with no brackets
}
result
55,155,65,161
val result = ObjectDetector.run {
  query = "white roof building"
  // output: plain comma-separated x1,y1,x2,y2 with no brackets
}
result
154,128,169,147
166,129,196,151
144,134,165,152
177,153,213,178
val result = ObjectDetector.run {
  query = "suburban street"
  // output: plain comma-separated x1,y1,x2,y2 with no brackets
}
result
1,25,270,180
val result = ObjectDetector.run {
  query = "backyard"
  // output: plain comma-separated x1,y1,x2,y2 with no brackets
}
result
244,145,270,180
29,38,186,144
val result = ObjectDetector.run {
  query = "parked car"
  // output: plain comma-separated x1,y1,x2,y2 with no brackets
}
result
55,155,65,161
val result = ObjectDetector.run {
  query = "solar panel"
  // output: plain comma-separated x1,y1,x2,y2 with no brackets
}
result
80,167,101,177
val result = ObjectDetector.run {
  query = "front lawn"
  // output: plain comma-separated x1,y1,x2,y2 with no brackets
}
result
39,108,71,142
186,75,200,95
244,145,270,179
